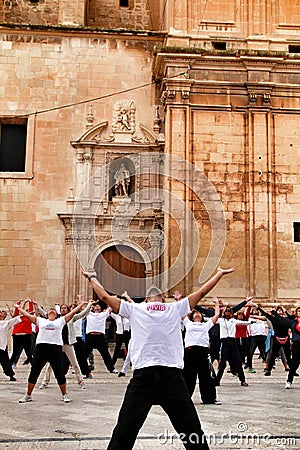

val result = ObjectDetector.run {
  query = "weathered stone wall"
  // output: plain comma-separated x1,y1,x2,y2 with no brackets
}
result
87,0,151,31
2,0,59,26
0,29,159,305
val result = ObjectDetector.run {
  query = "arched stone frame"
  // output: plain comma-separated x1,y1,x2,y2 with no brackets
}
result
88,239,153,294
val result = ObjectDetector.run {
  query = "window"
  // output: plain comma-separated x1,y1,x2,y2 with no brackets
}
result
212,41,227,50
294,222,300,242
0,119,27,172
120,0,129,7
289,45,300,54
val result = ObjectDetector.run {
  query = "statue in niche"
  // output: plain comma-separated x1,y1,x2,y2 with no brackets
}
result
114,163,130,197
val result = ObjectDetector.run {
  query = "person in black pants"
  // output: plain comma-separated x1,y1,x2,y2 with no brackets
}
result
271,305,300,389
183,298,221,405
215,306,252,387
82,266,235,450
85,304,117,374
195,297,253,368
255,304,291,376
0,309,22,381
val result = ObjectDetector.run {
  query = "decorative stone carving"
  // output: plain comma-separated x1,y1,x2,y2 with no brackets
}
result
112,100,136,134
249,92,257,103
263,92,271,104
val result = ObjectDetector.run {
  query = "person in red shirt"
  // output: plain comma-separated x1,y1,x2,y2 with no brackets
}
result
10,298,34,367
234,301,252,372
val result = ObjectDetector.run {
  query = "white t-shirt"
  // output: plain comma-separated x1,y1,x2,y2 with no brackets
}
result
86,310,109,334
183,317,214,348
250,320,267,336
119,297,191,370
0,317,22,351
73,318,83,338
36,316,66,346
111,312,124,335
218,318,251,339
122,317,131,331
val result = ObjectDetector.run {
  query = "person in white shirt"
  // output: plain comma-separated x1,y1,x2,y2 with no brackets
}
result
0,309,22,381
81,266,234,450
215,306,252,387
183,298,221,405
15,300,87,403
85,304,117,374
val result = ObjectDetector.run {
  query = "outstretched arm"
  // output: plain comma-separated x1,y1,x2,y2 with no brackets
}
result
64,301,88,323
188,267,235,310
211,297,220,325
13,304,37,325
81,269,121,313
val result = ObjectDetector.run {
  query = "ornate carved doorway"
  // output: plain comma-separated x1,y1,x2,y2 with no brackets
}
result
94,245,146,299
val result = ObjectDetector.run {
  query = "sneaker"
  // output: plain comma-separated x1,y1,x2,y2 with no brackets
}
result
9,376,17,382
19,394,32,403
248,368,256,373
12,364,16,369
110,369,118,374
62,394,70,403
79,381,86,389
294,372,299,377
85,373,93,379
118,372,126,377
241,381,249,387
214,399,222,405
264,371,271,376
39,382,48,389
285,381,292,389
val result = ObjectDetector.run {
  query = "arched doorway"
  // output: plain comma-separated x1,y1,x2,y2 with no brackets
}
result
94,245,146,300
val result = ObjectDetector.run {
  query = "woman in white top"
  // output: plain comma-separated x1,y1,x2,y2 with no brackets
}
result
85,304,117,373
216,306,252,387
15,300,87,403
183,298,220,405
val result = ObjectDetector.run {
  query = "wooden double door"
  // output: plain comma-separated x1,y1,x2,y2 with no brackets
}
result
95,245,146,300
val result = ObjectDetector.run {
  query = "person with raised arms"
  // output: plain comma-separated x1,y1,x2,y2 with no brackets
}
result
81,266,235,450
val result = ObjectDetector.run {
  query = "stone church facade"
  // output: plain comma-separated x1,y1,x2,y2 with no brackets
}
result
0,1,299,308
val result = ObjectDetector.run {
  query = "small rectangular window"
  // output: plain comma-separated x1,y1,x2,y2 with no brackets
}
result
294,222,300,242
120,0,129,7
212,41,227,50
289,45,300,54
0,120,27,172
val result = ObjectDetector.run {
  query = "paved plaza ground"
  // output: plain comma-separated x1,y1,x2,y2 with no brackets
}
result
0,353,298,450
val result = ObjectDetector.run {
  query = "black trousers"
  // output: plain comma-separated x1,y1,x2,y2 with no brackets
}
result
183,346,216,404
85,333,114,372
248,335,266,368
10,334,33,365
216,338,245,384
268,336,291,372
73,337,90,376
287,340,300,383
108,366,209,450
28,343,66,385
112,334,125,365
0,348,15,378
